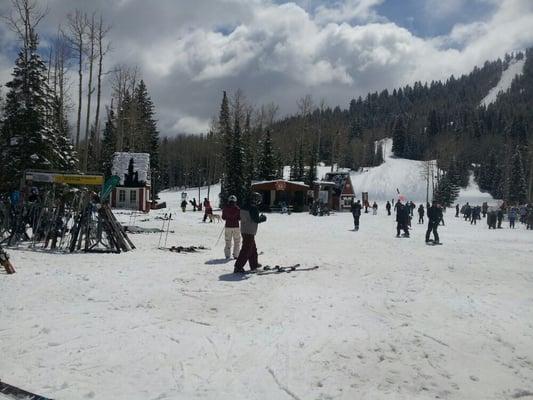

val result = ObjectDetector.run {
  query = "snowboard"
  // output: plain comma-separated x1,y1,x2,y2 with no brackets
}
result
0,380,52,400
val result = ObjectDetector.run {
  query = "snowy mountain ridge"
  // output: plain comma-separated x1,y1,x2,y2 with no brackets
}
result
480,57,525,107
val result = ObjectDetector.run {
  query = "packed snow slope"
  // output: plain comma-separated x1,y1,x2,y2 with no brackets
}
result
348,138,492,204
480,57,526,107
1,192,532,400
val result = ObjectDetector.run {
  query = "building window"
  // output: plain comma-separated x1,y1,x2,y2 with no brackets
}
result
130,190,137,202
119,190,126,202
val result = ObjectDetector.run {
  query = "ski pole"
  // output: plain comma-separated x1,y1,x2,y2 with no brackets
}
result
214,225,225,247
157,216,166,248
163,213,172,248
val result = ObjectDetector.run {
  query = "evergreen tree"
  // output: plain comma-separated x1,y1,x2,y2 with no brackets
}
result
225,110,245,206
391,115,406,157
433,173,459,206
374,142,384,166
101,107,117,178
508,146,527,204
218,91,232,203
242,111,255,189
305,146,318,187
134,80,160,191
0,31,77,192
258,129,277,181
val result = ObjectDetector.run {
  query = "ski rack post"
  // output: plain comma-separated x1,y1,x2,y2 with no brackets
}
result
157,214,167,249
163,213,172,249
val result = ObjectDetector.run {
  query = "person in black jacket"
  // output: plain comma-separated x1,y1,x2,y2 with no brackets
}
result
395,201,410,237
386,201,391,216
425,200,443,243
350,200,362,231
418,204,425,224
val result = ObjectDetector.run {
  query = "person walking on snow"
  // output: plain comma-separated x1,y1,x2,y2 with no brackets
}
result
418,204,425,224
222,195,241,259
386,201,391,216
508,207,517,229
202,198,213,222
180,200,187,212
372,201,378,215
426,200,443,244
497,208,504,228
351,200,362,230
395,200,410,237
455,204,460,217
234,192,267,274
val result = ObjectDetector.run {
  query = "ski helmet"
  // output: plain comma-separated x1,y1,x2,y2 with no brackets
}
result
228,195,237,203
251,192,262,205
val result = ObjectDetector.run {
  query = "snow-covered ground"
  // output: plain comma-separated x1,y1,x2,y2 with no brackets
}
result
1,189,532,400
480,57,525,107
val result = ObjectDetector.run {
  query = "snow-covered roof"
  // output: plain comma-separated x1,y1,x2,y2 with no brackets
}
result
112,152,151,186
252,179,309,190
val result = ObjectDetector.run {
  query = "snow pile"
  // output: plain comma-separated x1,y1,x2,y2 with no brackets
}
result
480,57,525,107
112,152,151,185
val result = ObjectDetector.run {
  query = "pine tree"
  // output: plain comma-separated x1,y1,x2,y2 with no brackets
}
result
305,146,318,187
0,31,77,192
226,110,245,205
101,107,117,178
508,146,527,204
391,115,406,157
258,129,277,181
374,142,384,166
218,91,232,203
433,173,459,206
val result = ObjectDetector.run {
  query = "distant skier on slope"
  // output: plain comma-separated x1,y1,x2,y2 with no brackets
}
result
372,201,378,215
234,192,267,274
425,200,443,244
386,201,391,216
351,199,362,231
455,204,460,217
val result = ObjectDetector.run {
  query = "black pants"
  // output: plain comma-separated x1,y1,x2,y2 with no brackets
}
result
234,234,258,272
387,209,391,215
353,214,360,229
397,222,409,236
418,215,424,224
425,221,439,242
510,219,515,228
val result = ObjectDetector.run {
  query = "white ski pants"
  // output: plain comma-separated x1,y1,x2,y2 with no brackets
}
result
224,227,241,258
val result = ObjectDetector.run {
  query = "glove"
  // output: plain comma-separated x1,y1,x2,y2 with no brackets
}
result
260,214,267,222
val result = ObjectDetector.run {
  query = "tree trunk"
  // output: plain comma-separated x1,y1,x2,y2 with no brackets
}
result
83,14,96,172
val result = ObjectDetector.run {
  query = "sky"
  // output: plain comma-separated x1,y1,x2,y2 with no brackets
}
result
1,0,532,136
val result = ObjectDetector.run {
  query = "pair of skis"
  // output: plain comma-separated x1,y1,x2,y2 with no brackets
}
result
249,264,319,275
157,213,172,249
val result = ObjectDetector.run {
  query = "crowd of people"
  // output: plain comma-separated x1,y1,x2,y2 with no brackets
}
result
458,202,533,230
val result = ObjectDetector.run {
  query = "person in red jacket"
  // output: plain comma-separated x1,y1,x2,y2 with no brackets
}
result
222,195,241,259
202,198,213,222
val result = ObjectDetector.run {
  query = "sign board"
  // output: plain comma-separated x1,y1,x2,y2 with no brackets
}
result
275,181,287,191
25,171,104,186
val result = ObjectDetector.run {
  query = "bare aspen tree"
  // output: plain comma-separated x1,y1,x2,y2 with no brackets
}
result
64,10,88,149
93,14,111,150
110,64,138,151
82,12,96,171
2,0,47,93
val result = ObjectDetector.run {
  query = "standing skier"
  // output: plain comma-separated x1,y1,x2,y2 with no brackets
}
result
455,204,460,217
395,200,410,237
180,200,187,212
222,195,241,259
351,200,362,230
508,207,517,229
386,201,391,216
234,192,266,273
497,208,504,229
372,201,378,215
418,204,425,224
425,201,443,244
202,198,213,222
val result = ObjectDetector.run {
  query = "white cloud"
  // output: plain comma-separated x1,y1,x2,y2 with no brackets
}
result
0,0,532,135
